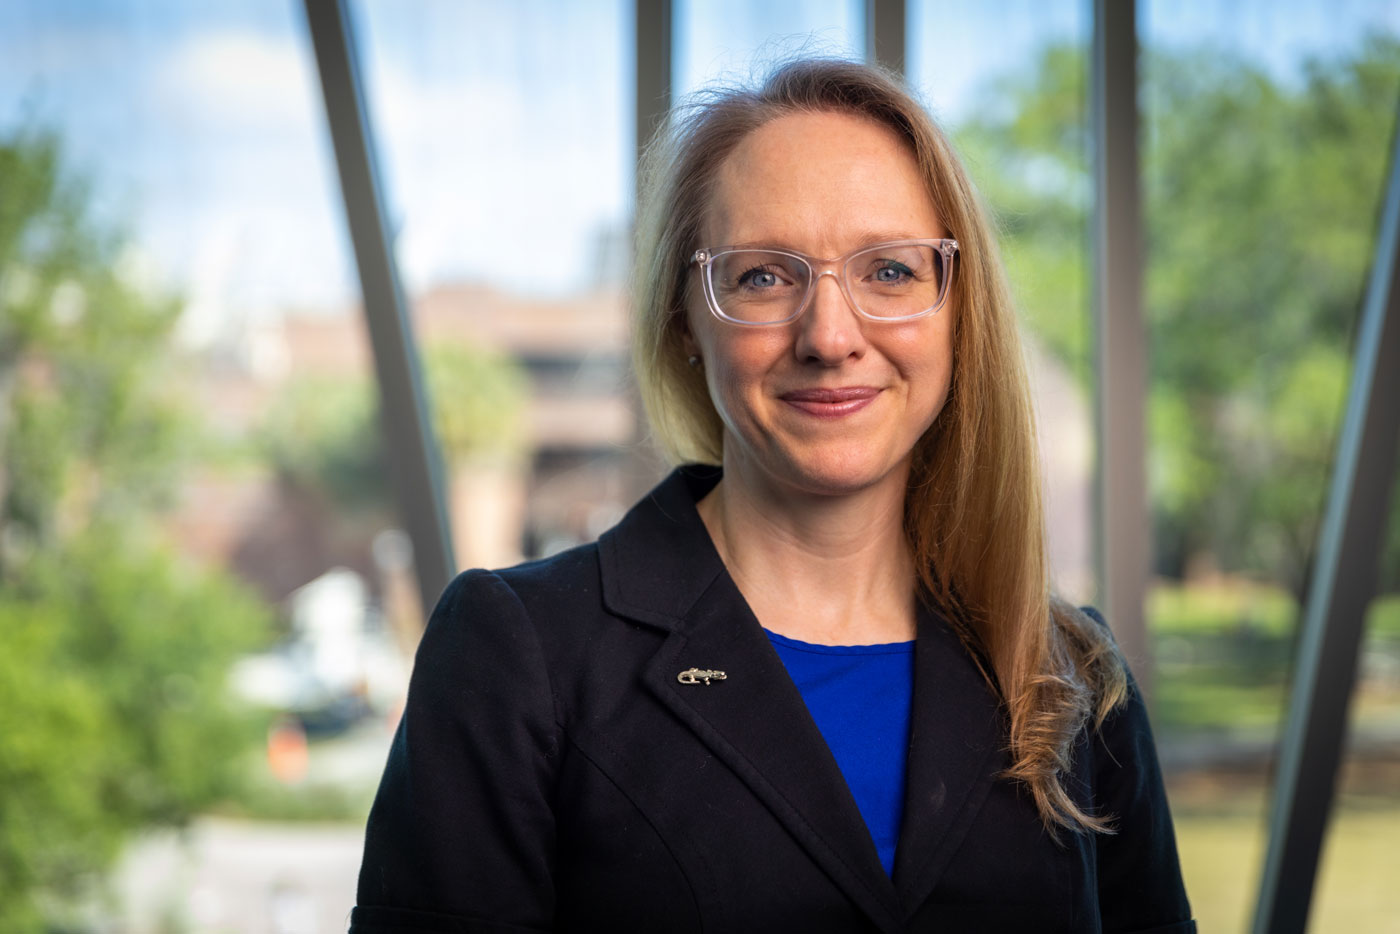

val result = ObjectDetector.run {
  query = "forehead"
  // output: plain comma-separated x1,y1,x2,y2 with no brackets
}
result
706,109,941,250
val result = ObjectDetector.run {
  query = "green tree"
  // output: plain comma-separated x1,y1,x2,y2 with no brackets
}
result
956,36,1400,594
425,343,529,463
0,130,269,930
259,342,529,510
955,44,1094,384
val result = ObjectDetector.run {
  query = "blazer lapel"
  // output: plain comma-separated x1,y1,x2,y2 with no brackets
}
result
891,607,1007,916
600,468,903,932
642,575,903,931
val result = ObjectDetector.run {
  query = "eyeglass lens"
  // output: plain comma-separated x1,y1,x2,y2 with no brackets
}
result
708,243,948,323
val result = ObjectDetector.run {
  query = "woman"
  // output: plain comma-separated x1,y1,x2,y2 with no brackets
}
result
350,59,1194,933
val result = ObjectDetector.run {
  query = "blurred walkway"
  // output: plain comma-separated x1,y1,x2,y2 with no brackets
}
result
102,684,396,931
111,817,362,934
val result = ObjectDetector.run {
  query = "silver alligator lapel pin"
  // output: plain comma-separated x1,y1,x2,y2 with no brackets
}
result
676,668,727,685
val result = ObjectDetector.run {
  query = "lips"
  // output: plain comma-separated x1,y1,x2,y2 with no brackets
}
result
779,386,881,417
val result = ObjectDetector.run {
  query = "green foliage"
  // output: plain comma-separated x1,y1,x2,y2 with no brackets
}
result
956,35,1400,592
1370,595,1400,638
1148,581,1296,637
208,775,375,824
0,531,266,928
0,130,271,929
259,341,528,510
1,137,189,548
260,374,386,511
1149,581,1295,734
1138,41,1398,589
0,597,108,931
955,44,1092,384
425,343,529,461
1148,583,1400,735
1154,672,1289,733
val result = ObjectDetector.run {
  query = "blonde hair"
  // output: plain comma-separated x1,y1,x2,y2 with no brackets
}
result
631,58,1127,835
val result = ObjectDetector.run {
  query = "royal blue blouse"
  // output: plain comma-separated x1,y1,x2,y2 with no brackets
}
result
766,629,916,876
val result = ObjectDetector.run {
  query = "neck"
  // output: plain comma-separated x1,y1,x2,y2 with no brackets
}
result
697,455,917,645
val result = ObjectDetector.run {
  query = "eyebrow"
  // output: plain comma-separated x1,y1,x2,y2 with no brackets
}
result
721,230,940,254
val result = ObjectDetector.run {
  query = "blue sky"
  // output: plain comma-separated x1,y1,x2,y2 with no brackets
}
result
1,0,1396,345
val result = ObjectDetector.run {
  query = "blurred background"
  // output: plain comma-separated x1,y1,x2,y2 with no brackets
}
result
1,1,1397,931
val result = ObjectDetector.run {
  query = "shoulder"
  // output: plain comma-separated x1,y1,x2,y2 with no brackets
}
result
425,542,668,702
411,545,607,685
415,541,613,652
1067,607,1172,827
1069,611,1195,929
1074,604,1139,719
432,542,606,627
1051,604,1164,794
491,541,606,617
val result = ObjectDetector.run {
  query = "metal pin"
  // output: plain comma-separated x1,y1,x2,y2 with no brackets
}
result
677,668,727,685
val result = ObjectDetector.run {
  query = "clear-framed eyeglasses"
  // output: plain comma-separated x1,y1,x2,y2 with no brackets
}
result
690,238,959,326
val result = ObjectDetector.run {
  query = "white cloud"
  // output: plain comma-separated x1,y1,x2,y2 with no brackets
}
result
364,60,627,294
156,30,317,129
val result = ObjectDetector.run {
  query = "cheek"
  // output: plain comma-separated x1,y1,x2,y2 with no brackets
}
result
688,319,789,422
894,322,955,422
705,332,780,401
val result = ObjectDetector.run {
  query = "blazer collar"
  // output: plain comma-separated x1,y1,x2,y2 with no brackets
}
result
598,466,1006,927
598,464,727,631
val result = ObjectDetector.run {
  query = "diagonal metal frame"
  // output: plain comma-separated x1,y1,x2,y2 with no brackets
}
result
629,0,675,494
1091,0,1153,699
865,0,905,77
1252,107,1400,934
635,0,672,180
302,0,456,617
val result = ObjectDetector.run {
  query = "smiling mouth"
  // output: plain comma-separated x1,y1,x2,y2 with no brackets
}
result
779,386,881,417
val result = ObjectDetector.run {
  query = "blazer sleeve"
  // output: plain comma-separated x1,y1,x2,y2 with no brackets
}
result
1092,671,1196,934
350,569,560,934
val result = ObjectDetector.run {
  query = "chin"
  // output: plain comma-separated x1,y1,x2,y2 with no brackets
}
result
772,445,908,498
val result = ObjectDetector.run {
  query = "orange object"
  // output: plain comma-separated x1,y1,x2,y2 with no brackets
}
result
267,717,309,785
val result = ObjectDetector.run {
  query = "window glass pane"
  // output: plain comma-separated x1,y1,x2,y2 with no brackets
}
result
355,0,630,301
909,0,1096,604
674,0,865,100
351,0,637,575
1313,489,1400,922
1,1,391,930
1140,3,1400,930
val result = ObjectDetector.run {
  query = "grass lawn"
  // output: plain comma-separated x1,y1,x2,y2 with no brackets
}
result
1174,798,1400,932
1152,581,1400,930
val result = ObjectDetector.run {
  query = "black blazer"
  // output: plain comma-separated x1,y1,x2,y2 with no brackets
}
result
351,466,1194,933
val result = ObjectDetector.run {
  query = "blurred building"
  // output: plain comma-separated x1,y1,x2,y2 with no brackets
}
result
168,283,657,613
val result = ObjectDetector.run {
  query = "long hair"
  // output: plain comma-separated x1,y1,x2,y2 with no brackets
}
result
631,58,1128,834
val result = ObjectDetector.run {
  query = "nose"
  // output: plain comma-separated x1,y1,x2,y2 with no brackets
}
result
793,270,866,365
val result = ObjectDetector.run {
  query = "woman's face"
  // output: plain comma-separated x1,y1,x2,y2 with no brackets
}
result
684,110,955,499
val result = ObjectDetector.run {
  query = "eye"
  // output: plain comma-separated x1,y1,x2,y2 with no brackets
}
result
711,251,805,302
871,261,914,284
737,265,786,290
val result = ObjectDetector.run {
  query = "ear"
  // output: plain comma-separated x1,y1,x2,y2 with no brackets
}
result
681,332,700,360
678,309,701,359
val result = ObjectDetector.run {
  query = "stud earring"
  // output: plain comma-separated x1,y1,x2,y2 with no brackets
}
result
687,355,702,368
